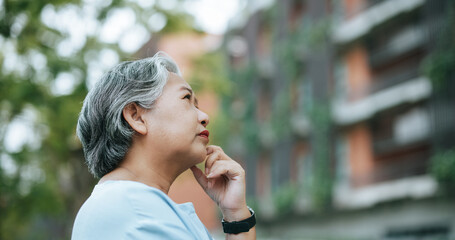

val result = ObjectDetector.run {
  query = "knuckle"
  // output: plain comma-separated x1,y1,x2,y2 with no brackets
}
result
208,152,219,160
209,152,220,161
236,164,245,174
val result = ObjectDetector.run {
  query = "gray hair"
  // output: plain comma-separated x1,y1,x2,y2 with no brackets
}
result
76,51,181,178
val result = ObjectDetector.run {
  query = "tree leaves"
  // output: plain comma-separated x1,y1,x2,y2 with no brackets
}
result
0,0,197,238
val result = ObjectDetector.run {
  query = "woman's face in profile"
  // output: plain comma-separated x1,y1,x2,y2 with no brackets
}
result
143,73,210,167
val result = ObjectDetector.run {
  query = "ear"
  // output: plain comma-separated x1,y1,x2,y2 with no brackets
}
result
123,102,147,135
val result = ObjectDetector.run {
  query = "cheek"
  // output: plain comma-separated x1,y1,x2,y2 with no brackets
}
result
163,122,196,146
151,105,199,144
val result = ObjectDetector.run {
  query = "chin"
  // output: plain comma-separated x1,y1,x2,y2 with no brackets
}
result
181,147,206,168
194,150,207,164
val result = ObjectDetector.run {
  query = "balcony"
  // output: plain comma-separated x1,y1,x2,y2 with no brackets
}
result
332,0,425,44
354,143,431,188
370,59,420,94
369,24,426,69
332,77,431,126
334,174,437,209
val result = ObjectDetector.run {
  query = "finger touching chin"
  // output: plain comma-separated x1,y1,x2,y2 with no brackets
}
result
206,145,218,155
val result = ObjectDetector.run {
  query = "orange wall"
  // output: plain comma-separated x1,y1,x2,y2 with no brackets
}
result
256,154,271,197
346,45,372,100
291,141,308,184
343,0,367,19
348,123,375,188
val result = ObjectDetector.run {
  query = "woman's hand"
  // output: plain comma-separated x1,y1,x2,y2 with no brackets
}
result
190,145,250,222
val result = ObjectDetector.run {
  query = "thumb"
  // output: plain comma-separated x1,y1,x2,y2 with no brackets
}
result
190,166,208,190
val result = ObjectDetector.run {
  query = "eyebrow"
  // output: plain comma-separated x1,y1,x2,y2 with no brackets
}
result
180,86,199,107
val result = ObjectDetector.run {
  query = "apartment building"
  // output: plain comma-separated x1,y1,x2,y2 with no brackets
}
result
222,0,455,239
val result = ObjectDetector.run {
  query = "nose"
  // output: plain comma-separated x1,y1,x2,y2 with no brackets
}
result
198,109,209,128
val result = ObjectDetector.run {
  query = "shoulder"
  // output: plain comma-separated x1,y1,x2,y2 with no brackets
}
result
72,181,183,239
77,180,177,218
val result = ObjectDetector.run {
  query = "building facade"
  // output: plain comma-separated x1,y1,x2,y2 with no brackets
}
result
221,0,455,239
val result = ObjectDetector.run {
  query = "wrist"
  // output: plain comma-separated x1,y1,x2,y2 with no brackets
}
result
221,205,250,222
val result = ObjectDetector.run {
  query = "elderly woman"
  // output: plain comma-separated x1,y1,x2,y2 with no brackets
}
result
71,52,256,239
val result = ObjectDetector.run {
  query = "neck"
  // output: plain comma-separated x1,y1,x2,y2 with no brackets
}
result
122,164,176,194
99,143,184,195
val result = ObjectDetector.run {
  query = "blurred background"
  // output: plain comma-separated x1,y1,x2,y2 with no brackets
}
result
1,0,454,239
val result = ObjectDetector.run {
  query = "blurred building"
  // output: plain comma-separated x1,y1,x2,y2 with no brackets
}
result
222,0,455,239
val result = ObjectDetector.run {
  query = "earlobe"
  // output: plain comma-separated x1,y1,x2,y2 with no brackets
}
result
122,103,147,135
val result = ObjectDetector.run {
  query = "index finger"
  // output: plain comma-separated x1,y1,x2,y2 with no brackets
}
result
206,145,222,155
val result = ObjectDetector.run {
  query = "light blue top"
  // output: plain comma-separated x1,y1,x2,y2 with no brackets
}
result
71,180,214,240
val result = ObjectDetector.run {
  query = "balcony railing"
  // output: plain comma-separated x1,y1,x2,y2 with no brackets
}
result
351,143,431,188
332,77,432,126
332,0,425,44
370,63,420,94
368,25,426,69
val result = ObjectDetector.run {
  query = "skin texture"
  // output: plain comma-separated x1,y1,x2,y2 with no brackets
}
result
99,73,256,239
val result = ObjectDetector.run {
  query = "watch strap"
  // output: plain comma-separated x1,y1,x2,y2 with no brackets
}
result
222,207,256,234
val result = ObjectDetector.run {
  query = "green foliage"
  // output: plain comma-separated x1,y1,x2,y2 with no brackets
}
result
423,49,455,89
161,11,197,34
209,59,273,153
269,89,292,138
430,149,455,191
189,50,232,94
307,103,333,211
423,0,455,194
204,2,334,217
422,0,455,90
206,111,231,148
272,183,297,214
0,0,198,239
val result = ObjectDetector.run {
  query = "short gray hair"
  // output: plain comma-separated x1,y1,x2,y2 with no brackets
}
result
76,51,181,178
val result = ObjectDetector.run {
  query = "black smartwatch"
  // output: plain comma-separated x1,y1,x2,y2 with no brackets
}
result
222,207,256,234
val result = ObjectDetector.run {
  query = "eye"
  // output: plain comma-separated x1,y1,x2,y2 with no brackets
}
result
183,94,192,100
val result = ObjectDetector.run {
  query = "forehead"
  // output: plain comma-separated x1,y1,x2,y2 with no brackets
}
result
166,72,191,89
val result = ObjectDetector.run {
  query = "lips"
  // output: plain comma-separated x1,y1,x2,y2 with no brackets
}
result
198,130,210,139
